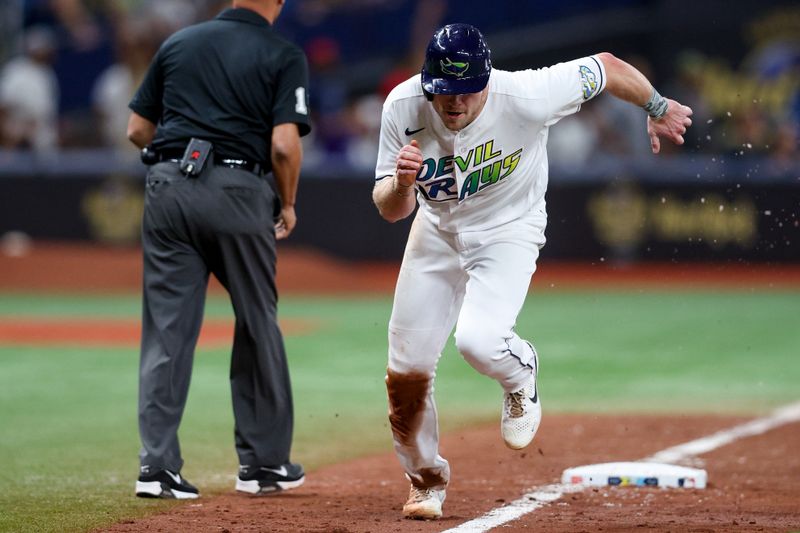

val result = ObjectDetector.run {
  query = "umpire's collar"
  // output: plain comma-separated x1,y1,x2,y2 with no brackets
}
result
216,8,271,28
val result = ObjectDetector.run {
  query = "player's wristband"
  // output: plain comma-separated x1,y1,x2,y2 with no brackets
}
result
393,177,414,197
643,88,668,119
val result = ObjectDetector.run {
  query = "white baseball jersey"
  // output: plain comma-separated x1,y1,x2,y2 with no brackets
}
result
375,56,607,233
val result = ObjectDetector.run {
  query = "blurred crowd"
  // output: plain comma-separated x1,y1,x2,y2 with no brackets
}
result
0,0,229,154
0,0,797,171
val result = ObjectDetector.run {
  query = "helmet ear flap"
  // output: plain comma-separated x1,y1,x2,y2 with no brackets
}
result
422,87,434,102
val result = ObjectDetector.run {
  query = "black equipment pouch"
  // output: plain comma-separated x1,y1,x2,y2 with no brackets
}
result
180,138,213,176
140,145,159,165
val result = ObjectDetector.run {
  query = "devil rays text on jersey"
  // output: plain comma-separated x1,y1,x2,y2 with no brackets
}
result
415,139,523,202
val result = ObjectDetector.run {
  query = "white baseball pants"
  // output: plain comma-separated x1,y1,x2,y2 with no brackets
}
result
386,206,546,490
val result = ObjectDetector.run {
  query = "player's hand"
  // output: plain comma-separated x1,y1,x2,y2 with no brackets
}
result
647,99,693,154
275,204,296,240
395,139,423,187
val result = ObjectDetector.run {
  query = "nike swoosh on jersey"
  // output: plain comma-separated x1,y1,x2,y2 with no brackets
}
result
404,127,425,135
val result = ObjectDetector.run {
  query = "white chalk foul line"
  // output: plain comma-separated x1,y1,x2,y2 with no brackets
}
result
439,483,585,533
642,400,800,463
441,400,800,533
443,483,586,533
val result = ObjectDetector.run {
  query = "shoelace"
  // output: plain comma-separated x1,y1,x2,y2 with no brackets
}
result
506,389,526,418
409,486,436,503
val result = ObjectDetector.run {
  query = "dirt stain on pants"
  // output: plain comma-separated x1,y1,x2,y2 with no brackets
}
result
385,368,448,488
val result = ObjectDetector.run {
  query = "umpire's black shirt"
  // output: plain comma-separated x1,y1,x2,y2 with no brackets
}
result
129,8,311,170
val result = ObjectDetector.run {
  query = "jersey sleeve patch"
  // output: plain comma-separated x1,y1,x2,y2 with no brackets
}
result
579,57,605,100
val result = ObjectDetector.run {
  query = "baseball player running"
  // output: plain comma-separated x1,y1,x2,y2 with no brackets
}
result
372,23,692,520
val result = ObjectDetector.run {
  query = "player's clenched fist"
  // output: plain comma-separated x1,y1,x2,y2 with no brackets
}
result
395,139,423,188
647,99,693,154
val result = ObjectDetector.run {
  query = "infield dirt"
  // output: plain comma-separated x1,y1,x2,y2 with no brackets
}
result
2,243,799,532
3,243,800,294
103,414,800,532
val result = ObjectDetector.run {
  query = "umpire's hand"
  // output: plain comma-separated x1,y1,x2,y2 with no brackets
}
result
275,205,296,239
647,99,693,154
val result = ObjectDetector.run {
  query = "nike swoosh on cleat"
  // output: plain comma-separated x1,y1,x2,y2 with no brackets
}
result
165,471,182,484
262,466,288,477
404,127,425,136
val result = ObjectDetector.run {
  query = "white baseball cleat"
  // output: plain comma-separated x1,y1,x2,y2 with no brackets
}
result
402,485,446,520
501,346,541,450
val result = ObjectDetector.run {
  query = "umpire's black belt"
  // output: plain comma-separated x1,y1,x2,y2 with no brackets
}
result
151,148,265,175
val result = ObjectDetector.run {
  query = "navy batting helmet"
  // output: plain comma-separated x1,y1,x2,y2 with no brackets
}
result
421,23,492,96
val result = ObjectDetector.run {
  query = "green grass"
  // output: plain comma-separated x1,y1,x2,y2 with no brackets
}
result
0,289,798,532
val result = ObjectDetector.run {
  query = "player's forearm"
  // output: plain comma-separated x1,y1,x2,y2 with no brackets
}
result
597,52,656,108
373,175,417,222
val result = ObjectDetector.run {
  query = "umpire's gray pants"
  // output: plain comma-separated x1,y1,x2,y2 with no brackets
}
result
138,162,294,473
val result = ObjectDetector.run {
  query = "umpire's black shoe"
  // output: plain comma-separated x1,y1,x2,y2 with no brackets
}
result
236,463,305,495
135,468,200,499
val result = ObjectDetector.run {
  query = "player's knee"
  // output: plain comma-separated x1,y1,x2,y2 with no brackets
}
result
388,326,443,374
454,327,503,374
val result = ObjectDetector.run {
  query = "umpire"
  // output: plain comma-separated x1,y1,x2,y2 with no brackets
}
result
126,0,310,499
